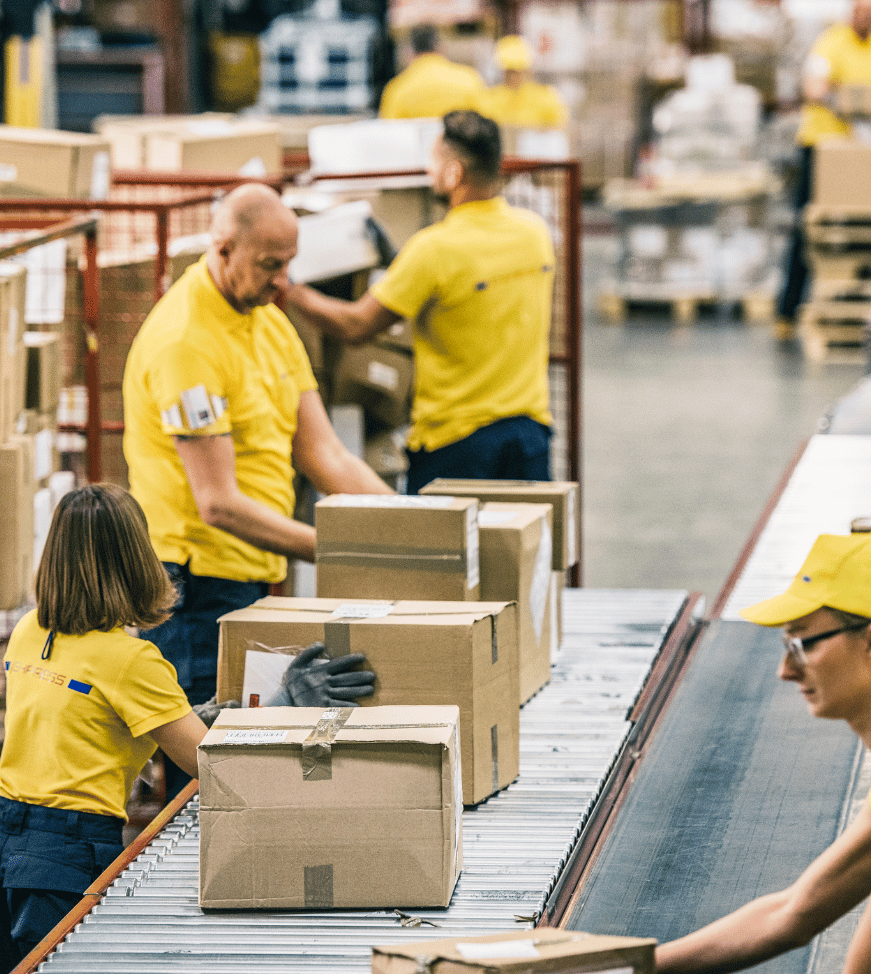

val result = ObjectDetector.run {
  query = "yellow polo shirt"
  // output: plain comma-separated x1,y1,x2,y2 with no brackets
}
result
370,196,554,452
379,53,485,119
0,612,191,820
798,24,871,145
481,81,568,129
123,256,317,583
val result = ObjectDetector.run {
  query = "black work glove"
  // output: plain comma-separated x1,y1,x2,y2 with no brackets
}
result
193,696,241,728
264,642,376,708
365,215,398,267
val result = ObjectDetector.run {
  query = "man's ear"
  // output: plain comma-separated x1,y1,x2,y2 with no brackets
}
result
445,158,464,191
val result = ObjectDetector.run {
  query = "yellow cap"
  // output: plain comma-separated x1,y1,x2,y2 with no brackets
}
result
740,533,871,626
495,35,533,71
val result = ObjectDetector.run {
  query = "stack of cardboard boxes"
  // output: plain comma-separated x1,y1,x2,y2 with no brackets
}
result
800,139,871,364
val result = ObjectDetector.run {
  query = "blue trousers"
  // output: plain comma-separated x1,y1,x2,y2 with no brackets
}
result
0,797,124,972
406,416,552,495
142,563,268,799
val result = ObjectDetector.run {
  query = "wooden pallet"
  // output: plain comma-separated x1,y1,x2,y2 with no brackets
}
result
598,290,776,325
798,301,870,364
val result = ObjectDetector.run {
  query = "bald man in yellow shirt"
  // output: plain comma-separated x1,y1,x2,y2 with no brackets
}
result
779,0,871,331
285,110,555,495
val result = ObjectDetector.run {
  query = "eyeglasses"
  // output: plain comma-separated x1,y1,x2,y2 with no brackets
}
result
781,622,870,668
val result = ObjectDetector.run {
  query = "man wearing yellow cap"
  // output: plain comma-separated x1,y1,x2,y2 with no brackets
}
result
379,23,485,120
481,35,567,130
656,532,871,973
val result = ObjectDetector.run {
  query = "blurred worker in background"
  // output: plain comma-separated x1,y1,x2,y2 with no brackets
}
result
122,184,388,793
777,0,871,335
379,23,485,119
656,532,871,973
285,110,555,495
481,35,568,130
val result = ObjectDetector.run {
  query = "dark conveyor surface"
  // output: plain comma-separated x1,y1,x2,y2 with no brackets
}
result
565,618,861,974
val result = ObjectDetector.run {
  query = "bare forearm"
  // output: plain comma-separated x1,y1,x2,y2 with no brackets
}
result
286,283,374,344
309,450,394,497
201,487,317,562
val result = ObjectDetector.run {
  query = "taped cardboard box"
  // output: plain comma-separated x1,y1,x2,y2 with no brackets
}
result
198,704,462,909
371,930,657,974
315,495,480,601
479,503,554,703
217,596,519,804
0,127,111,198
0,437,35,610
420,479,580,571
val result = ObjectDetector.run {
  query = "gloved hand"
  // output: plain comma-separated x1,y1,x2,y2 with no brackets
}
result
193,696,241,728
364,215,398,267
264,642,376,708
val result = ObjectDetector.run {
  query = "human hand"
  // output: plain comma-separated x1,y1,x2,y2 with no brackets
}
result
192,696,241,728
265,642,375,708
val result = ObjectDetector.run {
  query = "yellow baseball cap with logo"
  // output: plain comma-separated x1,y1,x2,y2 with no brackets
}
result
495,35,533,71
740,533,871,626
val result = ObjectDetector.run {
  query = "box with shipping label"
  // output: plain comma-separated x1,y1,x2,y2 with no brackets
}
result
24,332,60,413
198,704,462,909
479,503,553,703
0,263,27,442
0,127,111,198
0,437,35,610
315,495,480,601
144,120,283,174
371,930,657,974
331,342,414,430
217,596,519,804
420,479,580,571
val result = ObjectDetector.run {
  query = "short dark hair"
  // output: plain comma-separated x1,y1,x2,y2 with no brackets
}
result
36,483,177,635
410,24,438,54
442,110,502,184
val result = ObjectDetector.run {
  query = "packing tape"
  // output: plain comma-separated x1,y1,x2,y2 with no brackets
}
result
316,542,467,575
302,707,353,781
491,724,499,793
304,863,334,909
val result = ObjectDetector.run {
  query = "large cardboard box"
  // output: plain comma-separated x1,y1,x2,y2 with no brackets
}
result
315,495,480,601
331,341,414,430
479,503,554,703
812,139,871,207
0,437,35,610
0,127,111,198
144,120,283,174
0,263,27,442
371,930,657,974
93,113,236,168
217,596,520,804
421,479,580,571
198,705,462,909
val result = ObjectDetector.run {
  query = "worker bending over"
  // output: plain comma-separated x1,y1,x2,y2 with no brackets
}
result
379,23,485,120
657,532,871,973
122,184,388,791
481,35,567,130
285,110,556,494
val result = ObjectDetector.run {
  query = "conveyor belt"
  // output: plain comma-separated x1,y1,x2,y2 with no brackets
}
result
31,589,697,974
565,433,871,974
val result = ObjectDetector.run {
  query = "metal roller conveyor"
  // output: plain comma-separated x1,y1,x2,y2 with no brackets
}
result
30,589,699,974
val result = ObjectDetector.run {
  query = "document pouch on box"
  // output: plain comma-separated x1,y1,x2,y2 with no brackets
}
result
222,728,288,745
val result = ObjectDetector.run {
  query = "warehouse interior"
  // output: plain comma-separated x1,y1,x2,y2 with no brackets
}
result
6,0,871,972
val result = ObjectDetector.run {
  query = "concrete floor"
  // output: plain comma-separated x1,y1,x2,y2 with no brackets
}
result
580,233,867,608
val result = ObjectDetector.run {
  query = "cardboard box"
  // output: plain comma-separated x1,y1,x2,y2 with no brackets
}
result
0,127,111,198
315,495,480,601
331,342,414,430
24,332,60,413
370,186,445,250
216,596,519,804
93,113,236,169
420,480,580,571
289,201,381,285
144,120,283,174
371,930,657,974
479,503,554,703
813,139,871,207
197,704,462,909
0,437,35,610
0,263,27,442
